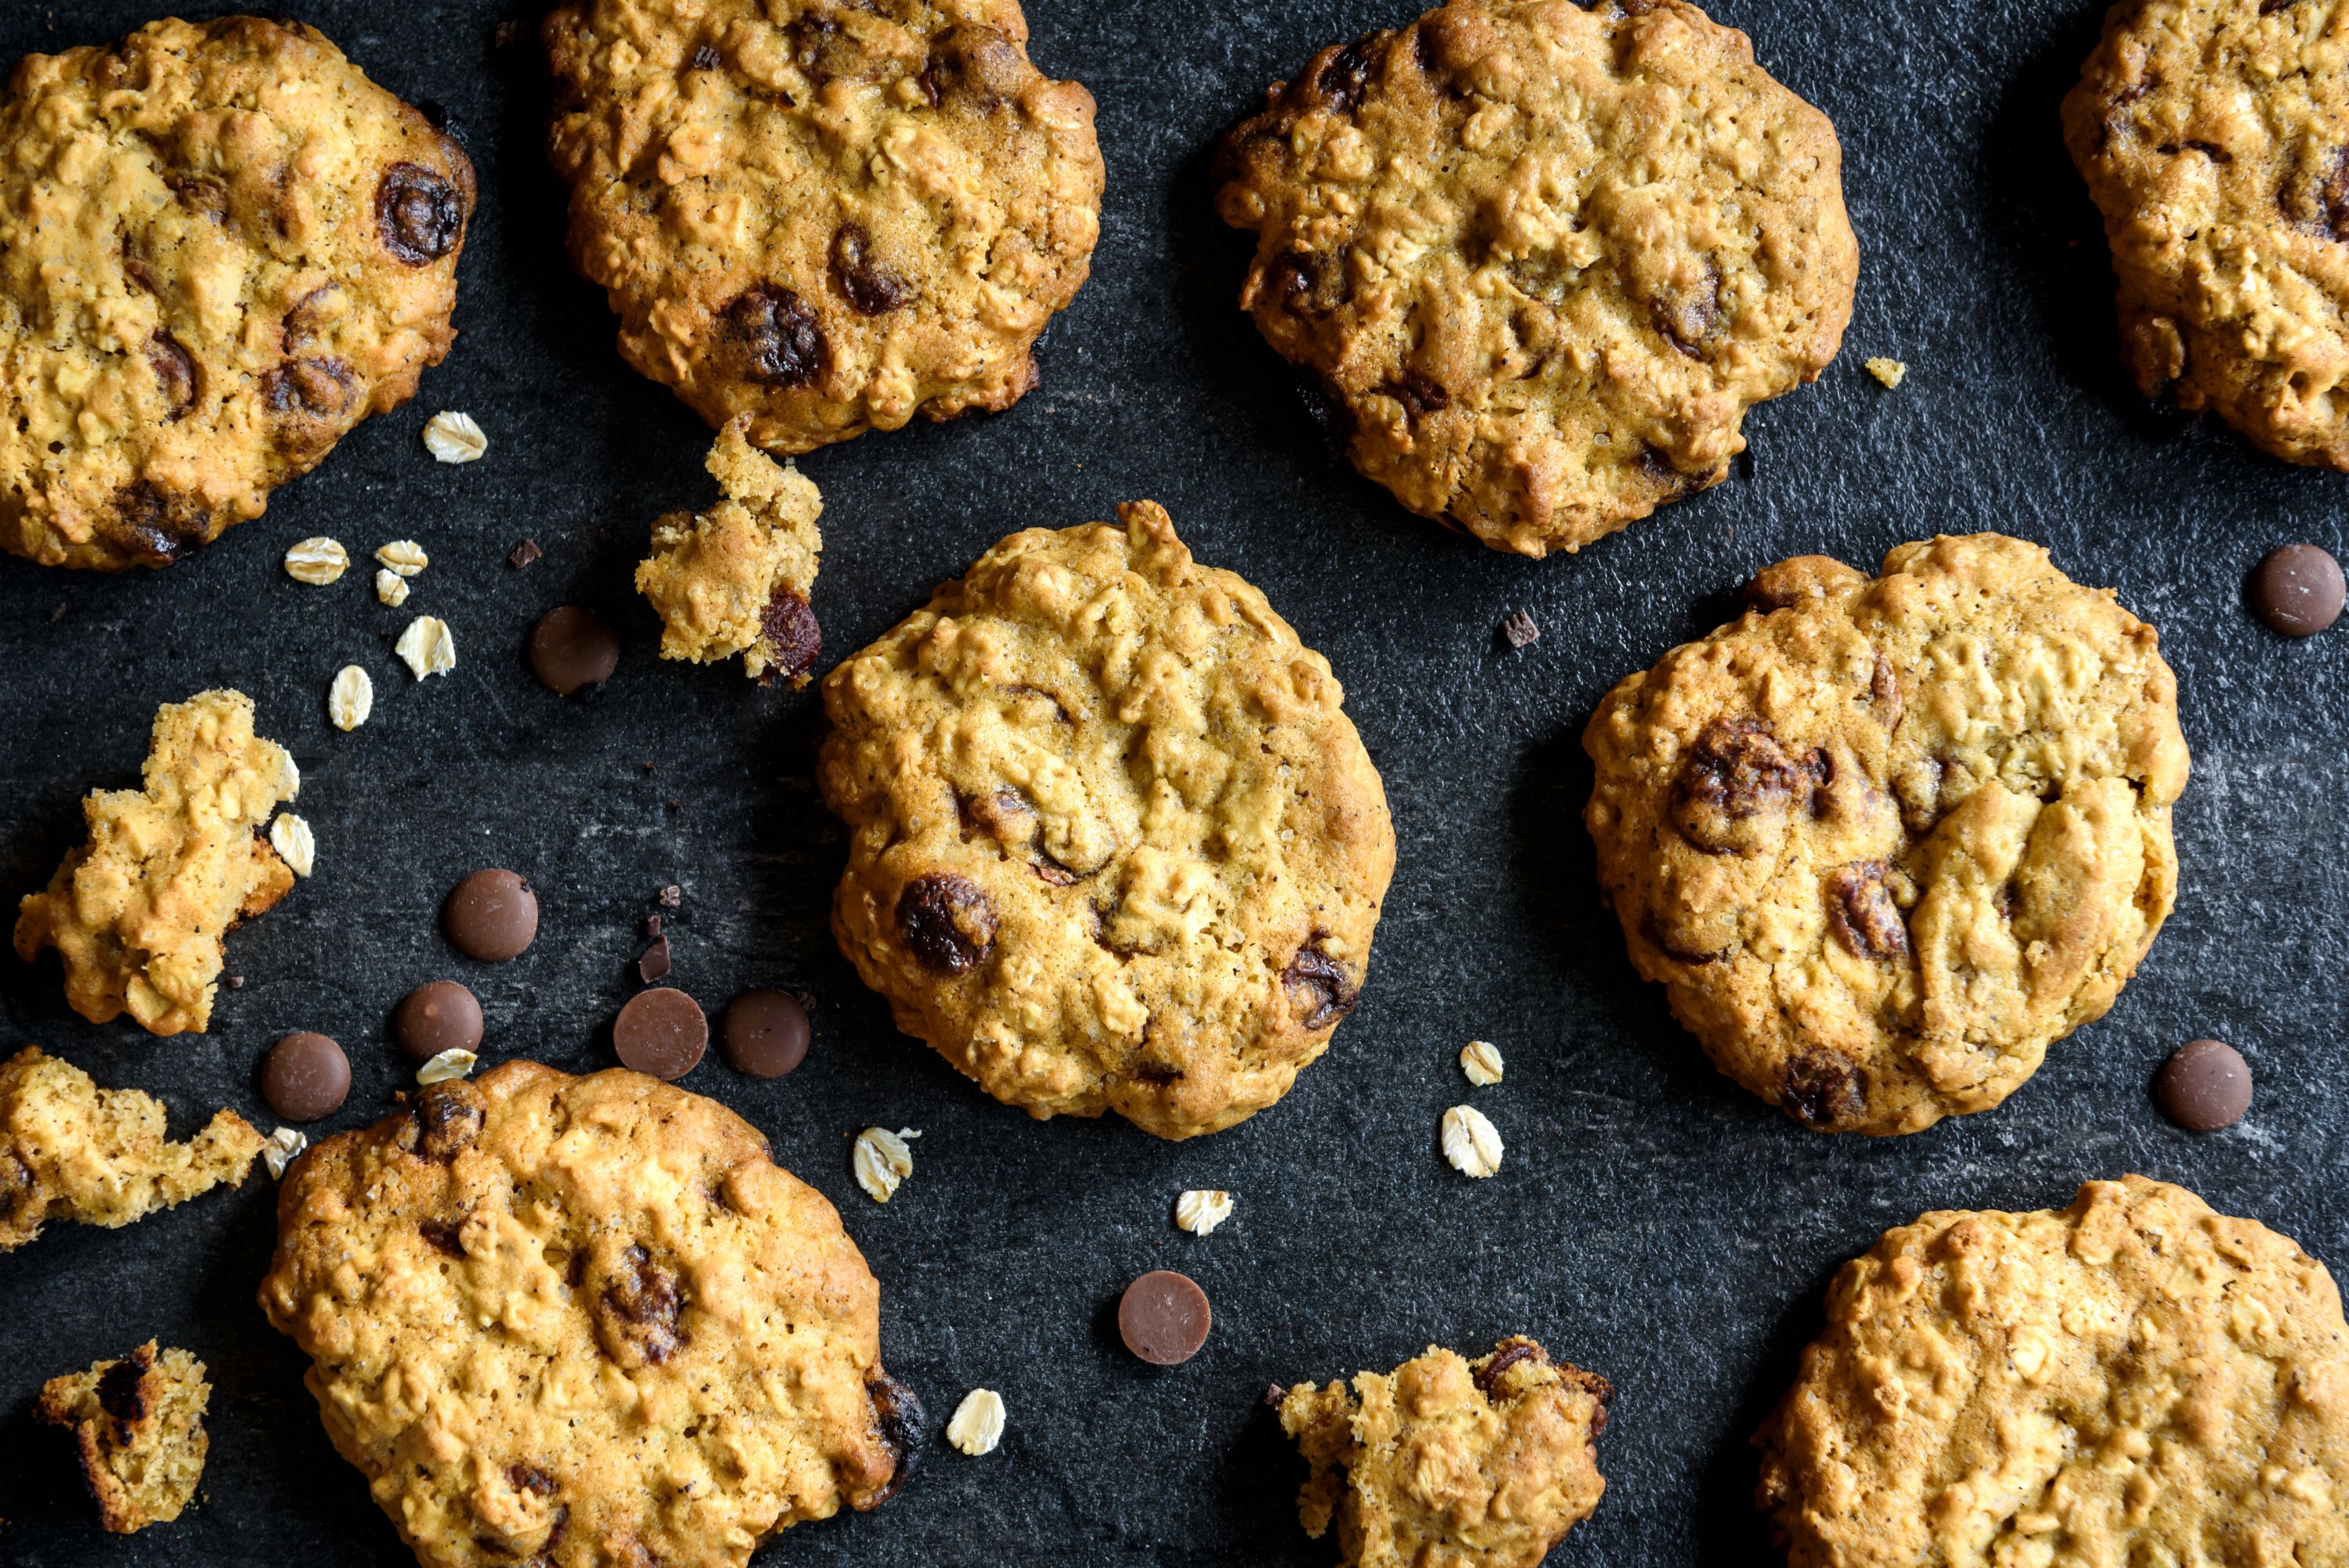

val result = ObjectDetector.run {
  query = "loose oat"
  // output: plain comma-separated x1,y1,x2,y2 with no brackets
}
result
1460,1040,1505,1087
853,1126,919,1202
420,411,488,464
416,1049,477,1084
394,615,455,679
947,1388,1006,1456
1864,357,1907,389
269,813,316,878
1442,1105,1504,1178
376,568,409,607
283,537,348,585
1174,1189,1236,1235
377,539,429,577
262,1126,309,1180
328,665,373,732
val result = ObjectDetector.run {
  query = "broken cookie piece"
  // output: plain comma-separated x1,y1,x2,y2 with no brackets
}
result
1276,1338,1609,1568
14,688,299,1034
37,1340,214,1533
1,1046,264,1251
634,415,823,685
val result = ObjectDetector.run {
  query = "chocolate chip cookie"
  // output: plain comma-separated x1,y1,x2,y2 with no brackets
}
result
2065,0,2349,467
258,1062,917,1568
0,16,473,569
1582,536,2189,1134
1758,1176,2349,1566
1214,0,1856,556
818,501,1395,1140
37,1340,214,1534
545,0,1102,455
636,416,824,683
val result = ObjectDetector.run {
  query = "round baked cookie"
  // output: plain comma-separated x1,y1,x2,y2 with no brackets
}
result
2065,0,2349,467
1212,0,1856,557
1582,535,2189,1135
544,0,1102,455
257,1062,918,1568
1757,1177,2349,1566
0,16,473,571
818,501,1395,1140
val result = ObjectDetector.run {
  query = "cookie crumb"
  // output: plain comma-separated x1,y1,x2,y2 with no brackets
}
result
637,935,672,983
328,665,373,732
420,412,487,464
416,1048,477,1084
658,884,683,907
1442,1105,1504,1178
852,1126,918,1202
1460,1040,1505,1087
1864,356,1907,389
284,537,348,586
947,1388,1005,1456
394,615,456,679
268,813,316,879
48,601,66,622
1501,609,1540,648
507,538,543,568
1174,1189,1235,1235
227,976,244,990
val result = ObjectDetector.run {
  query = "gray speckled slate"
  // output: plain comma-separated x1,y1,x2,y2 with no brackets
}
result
2,1,2344,1564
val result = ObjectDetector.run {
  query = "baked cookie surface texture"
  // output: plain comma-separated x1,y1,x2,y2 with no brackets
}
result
1,1046,262,1251
819,501,1395,1140
1276,1338,1610,1568
2065,0,2349,467
545,0,1102,454
258,1062,916,1568
1582,536,2188,1135
1757,1176,2349,1567
37,1340,215,1534
1214,0,1856,557
0,15,474,570
636,415,824,683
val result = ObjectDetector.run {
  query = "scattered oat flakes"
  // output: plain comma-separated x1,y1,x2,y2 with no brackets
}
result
947,1389,1006,1456
377,539,429,577
1442,1105,1504,1178
1864,356,1907,389
1460,1040,1505,1087
262,1126,309,1180
853,1126,919,1202
417,1049,477,1084
1174,1189,1235,1235
420,411,488,464
269,813,316,878
283,537,348,585
394,615,455,679
1501,608,1540,649
328,665,373,732
375,568,410,607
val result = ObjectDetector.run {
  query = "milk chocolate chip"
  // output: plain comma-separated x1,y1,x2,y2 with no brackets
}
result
444,870,539,961
1118,1271,1211,1365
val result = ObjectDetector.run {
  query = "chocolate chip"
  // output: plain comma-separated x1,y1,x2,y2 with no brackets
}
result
897,873,998,974
377,161,466,265
1472,1338,1546,1397
1673,718,1808,852
1389,369,1448,416
262,355,355,418
688,43,721,71
262,1031,349,1123
614,987,708,1080
2156,1039,2251,1130
508,1463,555,1497
861,1372,925,1506
1825,862,1908,961
1313,33,1383,112
723,989,810,1078
227,975,244,989
644,913,663,937
413,1080,485,1162
2249,544,2345,636
111,479,205,564
444,869,539,962
721,285,826,387
594,1243,684,1366
529,606,619,696
508,538,543,568
1282,943,1359,1030
96,1356,150,1425
760,586,821,681
1500,609,1539,648
393,980,483,1063
1781,1052,1866,1129
830,224,911,316
637,935,672,983
919,24,1027,109
1118,1271,1211,1365
1268,250,1351,318
418,1217,466,1257
148,330,197,420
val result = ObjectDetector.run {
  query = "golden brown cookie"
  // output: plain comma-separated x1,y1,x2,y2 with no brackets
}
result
1214,0,1856,557
0,16,473,570
818,501,1395,1139
37,1340,214,1534
1757,1176,2349,1566
544,0,1102,455
1276,1338,1610,1568
1582,536,2189,1135
1,1046,262,1252
635,415,824,683
2065,0,2349,467
15,689,298,1036
258,1062,918,1568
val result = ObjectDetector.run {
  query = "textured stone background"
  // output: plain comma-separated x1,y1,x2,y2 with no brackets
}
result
2,1,2345,1563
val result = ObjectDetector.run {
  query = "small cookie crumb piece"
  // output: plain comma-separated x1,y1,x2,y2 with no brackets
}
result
376,540,428,577
1501,609,1540,648
284,537,348,585
1442,1105,1503,1177
328,665,373,731
635,416,824,685
1174,1189,1236,1235
35,1342,213,1534
853,1126,918,1202
262,1126,309,1179
1460,1040,1505,1087
269,813,316,879
947,1388,1006,1456
376,568,409,607
420,412,487,464
508,538,542,568
394,615,455,679
416,1048,476,1084
1864,357,1907,389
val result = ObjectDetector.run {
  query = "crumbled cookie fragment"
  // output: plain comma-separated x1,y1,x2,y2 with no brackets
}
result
1864,356,1907,389
14,690,298,1034
635,417,825,685
36,1341,213,1533
1277,1339,1609,1567
1,1046,264,1251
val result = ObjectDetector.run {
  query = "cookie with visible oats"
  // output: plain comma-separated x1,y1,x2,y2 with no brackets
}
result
37,1340,215,1534
258,1061,919,1568
2065,0,2349,467
1757,1177,2349,1567
1276,1338,1611,1568
544,0,1102,455
1582,535,2188,1135
0,16,472,569
818,501,1395,1140
1213,0,1855,557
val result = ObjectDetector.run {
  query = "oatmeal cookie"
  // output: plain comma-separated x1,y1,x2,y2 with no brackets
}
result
1757,1176,2349,1566
0,15,473,570
1582,536,2188,1135
2065,0,2349,467
258,1062,917,1568
818,501,1395,1140
1,1046,263,1252
1214,0,1855,557
635,415,824,683
37,1340,214,1534
1276,1338,1610,1567
15,689,298,1036
544,0,1102,454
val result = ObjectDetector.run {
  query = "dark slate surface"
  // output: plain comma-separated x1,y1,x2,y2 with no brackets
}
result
2,0,2344,1563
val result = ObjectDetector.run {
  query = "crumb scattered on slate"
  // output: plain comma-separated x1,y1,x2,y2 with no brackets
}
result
1501,609,1540,649
228,975,245,989
508,538,543,568
638,935,672,983
658,885,682,907
1865,356,1907,389
644,913,663,937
